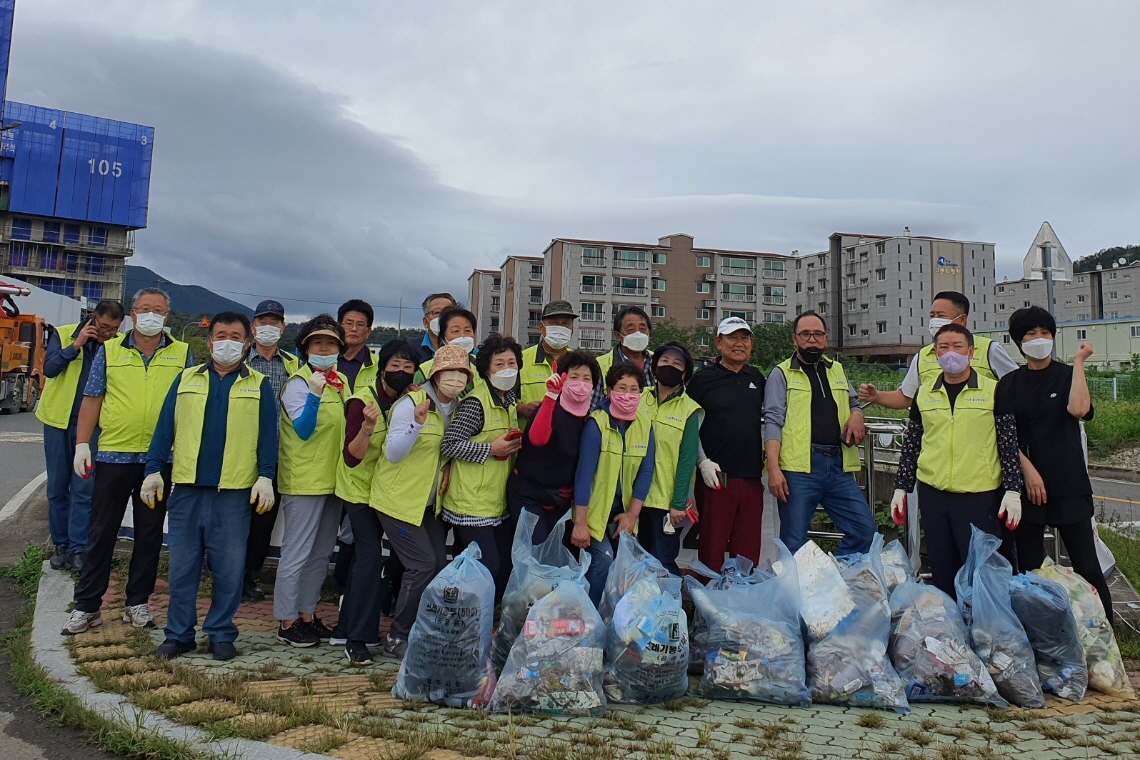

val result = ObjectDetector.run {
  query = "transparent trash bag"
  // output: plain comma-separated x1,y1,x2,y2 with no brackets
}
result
889,581,1007,706
603,577,689,704
392,544,496,707
686,555,768,675
1033,557,1134,698
490,580,607,716
599,532,677,624
881,538,913,592
686,539,809,706
1008,573,1088,702
492,510,590,669
954,527,1045,708
794,540,856,641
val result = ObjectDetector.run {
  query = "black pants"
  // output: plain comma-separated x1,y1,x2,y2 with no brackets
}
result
74,462,171,613
452,521,514,602
1015,519,1114,625
244,474,280,575
341,502,384,643
378,506,448,641
918,482,1001,599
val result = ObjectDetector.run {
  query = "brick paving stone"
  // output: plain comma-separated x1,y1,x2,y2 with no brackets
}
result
244,678,305,698
327,736,406,759
296,693,365,713
149,684,196,705
113,670,177,691
68,623,134,647
421,749,495,760
268,724,359,752
73,643,136,662
166,698,245,722
222,712,291,735
78,656,152,675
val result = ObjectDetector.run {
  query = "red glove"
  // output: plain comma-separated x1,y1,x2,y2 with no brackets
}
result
545,372,566,396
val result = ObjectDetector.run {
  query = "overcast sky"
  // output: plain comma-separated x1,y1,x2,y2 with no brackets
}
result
9,1,1140,322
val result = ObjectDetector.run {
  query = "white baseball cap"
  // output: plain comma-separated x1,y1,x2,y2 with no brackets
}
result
716,316,753,336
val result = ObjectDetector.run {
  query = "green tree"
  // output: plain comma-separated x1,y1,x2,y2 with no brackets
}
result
749,321,795,371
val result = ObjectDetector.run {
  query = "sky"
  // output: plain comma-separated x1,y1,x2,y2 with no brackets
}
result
8,1,1140,323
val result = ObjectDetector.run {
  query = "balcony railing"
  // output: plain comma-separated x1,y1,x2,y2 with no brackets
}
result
763,269,787,280
721,266,757,277
613,259,649,270
580,339,608,350
529,272,543,281
580,313,605,322
722,293,756,303
491,284,501,292
490,304,500,314
527,319,541,328
762,295,787,305
528,297,543,305
612,286,647,296
580,284,606,295
582,256,606,268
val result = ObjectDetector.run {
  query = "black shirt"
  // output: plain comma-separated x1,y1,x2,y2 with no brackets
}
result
507,402,588,510
685,359,766,478
799,360,842,445
996,361,1094,501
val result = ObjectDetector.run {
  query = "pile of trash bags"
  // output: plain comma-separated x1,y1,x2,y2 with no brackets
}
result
392,544,497,707
686,556,764,674
1008,573,1088,702
954,527,1046,708
881,539,913,592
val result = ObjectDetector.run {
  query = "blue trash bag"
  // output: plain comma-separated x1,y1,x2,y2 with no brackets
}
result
889,581,1007,707
1009,573,1088,702
686,539,809,706
603,577,689,704
492,510,591,669
599,532,678,624
881,538,913,592
392,544,496,707
954,526,1045,708
490,580,607,716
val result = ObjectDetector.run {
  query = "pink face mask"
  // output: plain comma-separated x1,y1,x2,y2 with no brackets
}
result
559,380,593,417
609,391,641,421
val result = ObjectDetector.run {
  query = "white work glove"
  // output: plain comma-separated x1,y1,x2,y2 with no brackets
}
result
250,476,275,514
73,442,93,479
999,490,1023,529
140,472,165,509
890,489,907,525
698,459,722,490
306,371,327,396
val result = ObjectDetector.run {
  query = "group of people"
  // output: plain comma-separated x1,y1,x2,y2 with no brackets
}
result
40,283,1112,666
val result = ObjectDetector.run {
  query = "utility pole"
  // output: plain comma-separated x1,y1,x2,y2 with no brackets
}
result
396,296,402,339
1040,242,1057,359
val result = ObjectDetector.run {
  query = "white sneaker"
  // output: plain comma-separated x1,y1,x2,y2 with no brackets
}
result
122,603,155,629
61,609,102,635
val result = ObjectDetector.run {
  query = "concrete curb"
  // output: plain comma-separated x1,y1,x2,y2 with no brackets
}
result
1090,465,1140,483
30,560,328,760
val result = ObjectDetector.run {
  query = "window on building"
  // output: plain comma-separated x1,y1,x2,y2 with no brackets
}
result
1023,301,1031,307
492,277,501,291
7,243,31,268
1077,294,1086,303
846,273,856,286
613,276,646,295
721,256,756,276
88,254,105,277
1077,275,1085,284
697,334,710,347
651,305,666,317
82,281,103,300
530,264,543,281
846,299,856,312
763,312,783,324
40,249,59,271
1002,334,1011,344
581,274,605,294
795,259,802,270
1131,326,1140,338
818,303,828,315
795,281,803,293
723,309,754,322
529,287,543,304
696,281,711,294
877,321,888,334
998,303,1006,311
723,283,755,302
1076,329,1087,340
582,247,605,266
1110,311,1119,319
762,286,784,305
875,268,886,281
1109,271,1118,280
614,249,648,269
11,218,32,241
42,222,61,244
876,294,887,307
696,255,711,268
64,253,80,273
490,295,500,312
653,252,667,265
1023,282,1031,290
998,285,1005,293
527,310,541,327
490,318,499,332
795,305,803,315
696,308,710,321
763,260,785,278
847,248,856,261
63,224,81,244
876,242,885,255
848,324,857,336
88,227,108,247
580,302,604,322
1110,291,1118,300
653,278,666,291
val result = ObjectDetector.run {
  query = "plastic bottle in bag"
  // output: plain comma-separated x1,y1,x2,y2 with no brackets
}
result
490,580,607,716
1008,573,1088,702
599,532,677,624
954,527,1045,708
603,577,689,704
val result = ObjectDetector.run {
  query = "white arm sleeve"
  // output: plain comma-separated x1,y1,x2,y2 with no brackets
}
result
988,341,1020,378
385,395,423,463
281,376,310,421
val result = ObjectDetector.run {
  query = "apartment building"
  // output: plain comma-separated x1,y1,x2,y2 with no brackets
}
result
977,315,1140,370
467,269,500,340
788,229,997,362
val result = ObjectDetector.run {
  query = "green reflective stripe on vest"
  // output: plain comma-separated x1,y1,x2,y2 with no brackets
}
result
917,335,996,386
585,408,652,542
369,389,444,525
916,372,1001,493
519,343,554,405
642,388,702,510
171,365,264,489
99,335,190,453
776,358,860,473
277,365,346,495
35,324,82,429
441,382,518,518
334,385,389,504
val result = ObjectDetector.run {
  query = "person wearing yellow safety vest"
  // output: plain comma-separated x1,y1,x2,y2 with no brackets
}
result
858,290,1019,409
332,339,419,666
370,343,472,660
62,288,192,636
138,312,278,661
242,298,300,602
639,343,703,575
336,299,379,394
272,315,347,648
413,306,479,390
891,323,1025,597
764,311,876,558
591,305,653,409
439,335,524,597
515,300,578,420
39,299,124,573
572,361,657,608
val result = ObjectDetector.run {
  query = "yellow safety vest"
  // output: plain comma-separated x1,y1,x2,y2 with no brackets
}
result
334,384,390,505
585,408,652,542
775,356,861,473
915,371,1002,493
36,323,84,429
98,334,190,453
641,387,703,511
344,349,379,395
171,364,265,489
441,381,518,519
369,389,445,525
916,335,997,386
277,364,346,496
519,343,569,405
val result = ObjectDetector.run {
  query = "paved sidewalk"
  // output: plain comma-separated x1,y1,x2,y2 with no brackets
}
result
35,564,1140,759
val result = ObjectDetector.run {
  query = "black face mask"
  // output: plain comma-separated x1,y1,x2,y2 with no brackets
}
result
655,364,685,388
798,347,825,364
384,370,415,394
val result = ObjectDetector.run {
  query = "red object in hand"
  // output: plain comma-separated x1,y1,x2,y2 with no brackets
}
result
82,465,93,480
685,505,700,525
323,369,344,391
494,428,523,460
892,496,907,526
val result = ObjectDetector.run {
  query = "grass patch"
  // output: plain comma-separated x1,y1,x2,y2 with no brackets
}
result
1087,400,1140,456
1,545,47,596
856,712,886,729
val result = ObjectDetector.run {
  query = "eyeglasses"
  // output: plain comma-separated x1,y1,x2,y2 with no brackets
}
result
795,331,827,340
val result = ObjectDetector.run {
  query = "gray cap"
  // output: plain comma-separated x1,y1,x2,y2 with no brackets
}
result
541,300,578,319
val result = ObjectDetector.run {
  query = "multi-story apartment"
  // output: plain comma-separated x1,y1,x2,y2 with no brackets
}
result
0,215,135,303
788,229,997,362
467,269,500,340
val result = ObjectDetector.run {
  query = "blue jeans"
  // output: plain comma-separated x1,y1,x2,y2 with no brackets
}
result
778,447,875,557
164,486,251,644
583,534,614,609
43,425,97,555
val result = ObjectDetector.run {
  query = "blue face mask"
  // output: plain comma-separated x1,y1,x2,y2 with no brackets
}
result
308,353,337,371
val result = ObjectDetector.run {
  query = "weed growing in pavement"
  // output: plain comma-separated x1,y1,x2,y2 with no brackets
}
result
856,712,886,729
1,545,46,595
877,739,903,753
897,727,934,746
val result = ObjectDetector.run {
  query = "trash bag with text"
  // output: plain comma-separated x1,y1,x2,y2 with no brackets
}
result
604,577,689,704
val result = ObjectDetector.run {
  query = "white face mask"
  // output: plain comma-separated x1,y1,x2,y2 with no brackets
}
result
622,331,650,353
435,370,468,398
428,317,440,336
490,368,518,391
211,339,246,367
928,317,953,338
254,325,282,347
1021,338,1053,360
448,336,476,354
543,325,572,350
134,312,166,337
